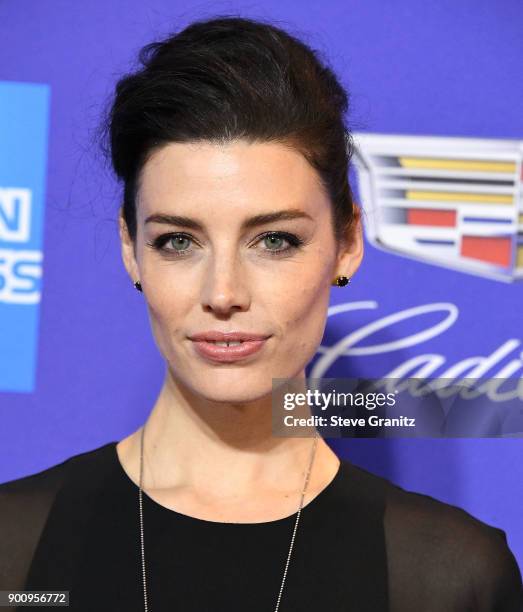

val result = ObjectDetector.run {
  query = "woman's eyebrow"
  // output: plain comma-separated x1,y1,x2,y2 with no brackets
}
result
144,209,314,230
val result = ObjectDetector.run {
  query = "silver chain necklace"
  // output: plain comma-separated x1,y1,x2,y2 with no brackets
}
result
138,425,319,612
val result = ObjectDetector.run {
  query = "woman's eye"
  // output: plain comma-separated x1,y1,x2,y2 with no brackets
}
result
257,232,304,255
168,234,192,251
148,233,195,254
263,234,286,250
147,231,304,257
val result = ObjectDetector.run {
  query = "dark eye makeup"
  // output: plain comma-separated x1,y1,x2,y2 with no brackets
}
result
146,231,305,258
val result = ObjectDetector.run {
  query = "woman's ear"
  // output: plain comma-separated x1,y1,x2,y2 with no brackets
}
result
119,206,139,283
335,205,364,279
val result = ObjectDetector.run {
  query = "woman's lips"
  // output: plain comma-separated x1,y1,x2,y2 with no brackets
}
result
190,338,269,362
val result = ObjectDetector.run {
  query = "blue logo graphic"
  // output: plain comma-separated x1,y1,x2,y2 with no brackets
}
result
0,81,50,392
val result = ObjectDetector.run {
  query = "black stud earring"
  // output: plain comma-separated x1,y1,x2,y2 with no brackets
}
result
134,280,143,292
333,275,350,287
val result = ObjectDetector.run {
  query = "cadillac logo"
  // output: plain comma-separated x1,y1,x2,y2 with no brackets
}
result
352,133,523,282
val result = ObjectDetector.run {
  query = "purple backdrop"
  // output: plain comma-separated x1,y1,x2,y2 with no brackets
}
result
1,0,522,569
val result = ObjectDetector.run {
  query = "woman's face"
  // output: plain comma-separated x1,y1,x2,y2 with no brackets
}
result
120,140,362,403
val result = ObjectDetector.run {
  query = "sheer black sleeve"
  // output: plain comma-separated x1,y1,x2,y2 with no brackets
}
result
0,459,72,593
384,481,523,611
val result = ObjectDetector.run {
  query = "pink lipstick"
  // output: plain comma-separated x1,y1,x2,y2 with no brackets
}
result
188,331,271,363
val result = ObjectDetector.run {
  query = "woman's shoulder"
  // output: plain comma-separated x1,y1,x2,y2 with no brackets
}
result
0,441,117,590
0,456,69,497
343,460,522,609
0,441,117,496
341,459,518,550
0,441,117,490
381,467,518,567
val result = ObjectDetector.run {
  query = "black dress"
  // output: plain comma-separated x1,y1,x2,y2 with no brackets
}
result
0,441,521,611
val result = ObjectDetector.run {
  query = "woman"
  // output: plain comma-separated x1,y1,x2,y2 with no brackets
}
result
0,15,521,612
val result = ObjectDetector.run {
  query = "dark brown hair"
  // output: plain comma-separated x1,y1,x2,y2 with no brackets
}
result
104,15,360,245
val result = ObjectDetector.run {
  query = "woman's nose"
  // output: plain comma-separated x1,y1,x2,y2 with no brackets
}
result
200,255,251,315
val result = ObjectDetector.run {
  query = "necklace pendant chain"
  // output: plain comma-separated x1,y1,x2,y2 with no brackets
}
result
138,426,319,612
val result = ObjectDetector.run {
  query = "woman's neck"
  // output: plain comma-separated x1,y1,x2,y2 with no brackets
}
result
115,374,340,522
